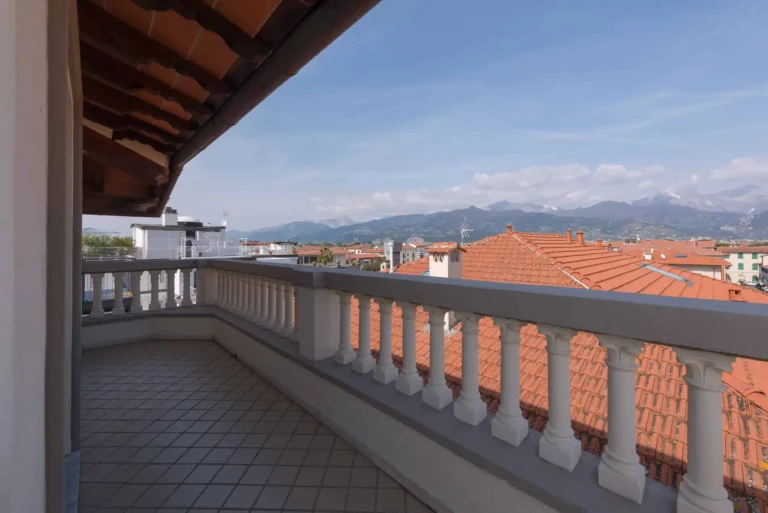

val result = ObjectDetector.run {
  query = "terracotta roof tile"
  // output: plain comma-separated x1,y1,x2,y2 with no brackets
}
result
349,229,768,505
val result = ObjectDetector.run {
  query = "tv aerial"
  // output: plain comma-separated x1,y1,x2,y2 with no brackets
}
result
460,215,473,244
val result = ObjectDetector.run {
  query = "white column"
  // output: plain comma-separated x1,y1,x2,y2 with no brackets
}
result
164,269,177,309
453,312,486,425
180,268,193,306
538,325,581,471
236,274,244,313
374,298,397,384
290,286,299,342
352,294,375,373
130,271,143,313
275,281,285,332
221,272,230,308
283,283,295,337
675,349,735,513
422,306,452,409
248,276,258,321
267,280,277,328
396,302,423,395
491,318,528,446
215,271,223,307
228,272,235,310
334,291,356,364
148,270,162,311
260,277,269,324
253,277,262,323
597,334,645,504
112,272,125,315
90,273,105,318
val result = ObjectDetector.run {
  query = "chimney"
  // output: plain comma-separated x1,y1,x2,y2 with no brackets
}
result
507,224,512,234
566,228,572,243
162,206,178,226
428,244,463,331
597,239,603,248
576,230,584,246
386,240,402,273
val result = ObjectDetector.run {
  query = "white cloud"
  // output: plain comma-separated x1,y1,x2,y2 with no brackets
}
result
690,174,700,184
473,164,590,190
372,191,394,203
593,164,664,184
638,179,655,190
711,157,768,180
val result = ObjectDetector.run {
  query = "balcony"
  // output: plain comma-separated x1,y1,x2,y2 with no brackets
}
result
81,258,768,513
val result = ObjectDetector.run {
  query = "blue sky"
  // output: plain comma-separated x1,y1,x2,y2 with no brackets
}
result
86,0,768,233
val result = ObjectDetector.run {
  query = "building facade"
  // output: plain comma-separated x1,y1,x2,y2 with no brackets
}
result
718,246,768,285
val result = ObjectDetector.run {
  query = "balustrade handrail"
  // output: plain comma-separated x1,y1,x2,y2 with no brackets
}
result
83,257,768,361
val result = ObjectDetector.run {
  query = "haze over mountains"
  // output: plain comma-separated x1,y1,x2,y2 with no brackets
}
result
228,186,768,243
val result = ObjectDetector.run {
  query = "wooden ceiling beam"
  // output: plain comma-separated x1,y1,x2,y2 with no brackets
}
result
83,191,159,216
112,129,178,155
83,102,186,146
83,75,198,133
83,126,168,183
78,0,231,95
81,43,213,117
131,0,273,61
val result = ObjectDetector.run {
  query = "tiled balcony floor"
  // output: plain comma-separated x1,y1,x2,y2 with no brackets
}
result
79,340,433,513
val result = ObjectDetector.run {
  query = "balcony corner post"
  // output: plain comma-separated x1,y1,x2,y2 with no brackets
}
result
297,286,341,361
491,317,528,446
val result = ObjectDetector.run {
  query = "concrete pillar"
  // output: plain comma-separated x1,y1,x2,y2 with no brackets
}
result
422,306,452,410
454,313,486,425
396,302,422,395
112,272,125,315
352,294,375,374
297,287,340,361
90,273,104,318
164,269,176,309
675,349,735,513
597,334,645,504
491,318,528,446
538,325,581,472
334,291,356,364
373,298,397,384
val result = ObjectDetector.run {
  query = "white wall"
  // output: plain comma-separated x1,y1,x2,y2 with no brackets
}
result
0,0,49,511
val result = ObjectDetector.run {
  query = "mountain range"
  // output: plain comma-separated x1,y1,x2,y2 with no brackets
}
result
228,186,768,243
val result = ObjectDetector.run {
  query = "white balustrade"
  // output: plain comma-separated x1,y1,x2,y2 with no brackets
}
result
373,298,397,384
538,325,581,471
396,302,423,395
148,270,161,311
260,277,269,324
130,271,143,313
236,273,244,313
90,273,105,318
422,306,452,409
597,334,645,504
112,272,125,315
267,280,277,327
352,294,375,374
334,291,356,364
215,271,223,307
290,286,299,342
165,269,177,309
275,281,285,331
253,277,262,322
248,276,257,321
283,283,295,338
180,268,193,307
453,312,486,425
491,318,528,446
675,349,735,513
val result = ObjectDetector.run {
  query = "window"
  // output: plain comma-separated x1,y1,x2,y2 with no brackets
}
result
753,276,759,283
753,253,759,259
754,264,759,271
738,263,744,270
738,253,744,259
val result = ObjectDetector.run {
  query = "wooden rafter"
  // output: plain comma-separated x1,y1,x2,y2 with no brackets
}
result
83,75,198,133
131,0,273,61
78,0,231,95
81,43,213,117
83,126,168,183
112,129,178,155
83,103,186,146
83,191,159,216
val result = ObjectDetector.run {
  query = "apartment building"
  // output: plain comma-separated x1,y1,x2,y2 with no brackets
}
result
717,246,768,285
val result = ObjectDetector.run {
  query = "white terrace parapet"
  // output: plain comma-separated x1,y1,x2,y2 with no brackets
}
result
82,258,768,513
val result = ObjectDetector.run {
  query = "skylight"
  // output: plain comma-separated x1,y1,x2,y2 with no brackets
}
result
638,263,693,286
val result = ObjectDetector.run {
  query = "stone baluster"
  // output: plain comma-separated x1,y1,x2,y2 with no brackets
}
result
538,325,580,471
228,273,235,310
291,287,300,342
491,318,529,446
423,306,452,409
90,273,105,318
165,269,177,309
222,272,230,309
675,349,735,513
334,291,356,364
373,299,397,384
180,268,193,306
283,283,295,338
454,313,486,425
260,277,269,324
248,276,258,321
597,334,645,503
148,270,161,311
253,277,262,323
396,302,422,395
236,273,245,313
215,271,223,307
130,271,143,313
267,279,277,328
352,294,375,373
112,272,125,315
241,275,249,315
275,281,285,332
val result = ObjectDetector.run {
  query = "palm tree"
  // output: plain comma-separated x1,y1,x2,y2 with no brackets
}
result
317,245,334,267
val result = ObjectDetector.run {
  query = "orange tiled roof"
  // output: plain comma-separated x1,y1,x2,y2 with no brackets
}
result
719,246,768,254
618,249,731,268
426,242,465,255
352,230,768,507
296,246,348,256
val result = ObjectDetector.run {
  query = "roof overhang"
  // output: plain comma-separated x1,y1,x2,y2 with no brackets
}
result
79,0,380,217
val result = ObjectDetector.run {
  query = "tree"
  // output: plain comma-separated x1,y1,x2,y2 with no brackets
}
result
317,245,334,267
82,234,136,258
361,258,385,272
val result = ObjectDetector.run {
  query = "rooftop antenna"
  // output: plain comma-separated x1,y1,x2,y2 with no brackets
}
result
222,210,228,227
459,215,473,245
